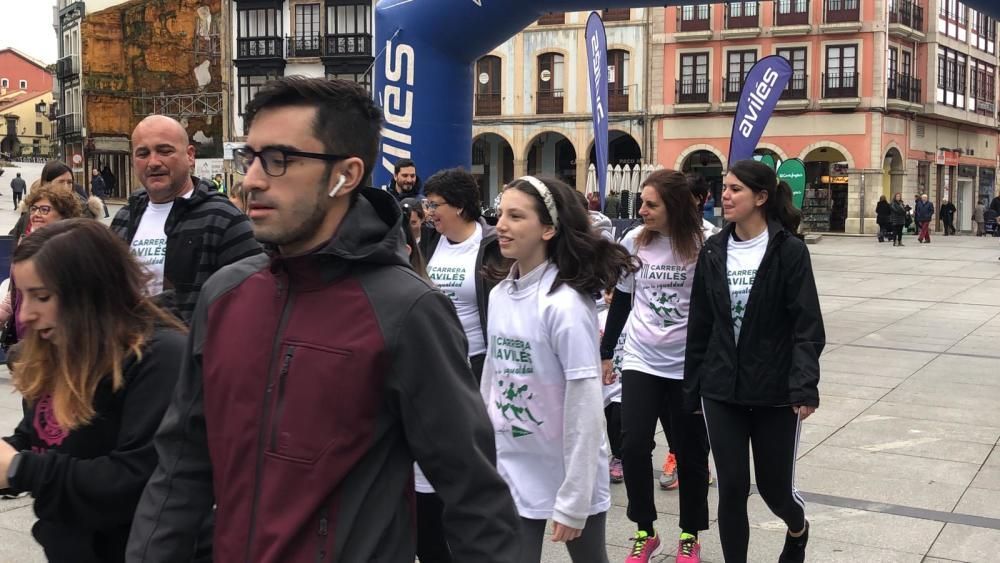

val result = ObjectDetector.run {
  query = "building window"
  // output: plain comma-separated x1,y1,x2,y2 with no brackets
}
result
902,49,912,78
608,49,630,112
18,80,26,89
971,12,997,54
238,73,279,117
475,56,501,117
825,0,860,23
825,44,858,98
888,46,898,91
678,52,710,103
776,0,809,26
237,7,282,58
326,70,372,93
939,0,968,40
937,47,968,108
326,1,372,56
777,47,807,99
679,4,711,32
0,79,7,89
917,161,930,193
35,122,42,136
291,4,322,57
536,53,565,114
971,59,996,116
726,1,759,28
725,50,757,102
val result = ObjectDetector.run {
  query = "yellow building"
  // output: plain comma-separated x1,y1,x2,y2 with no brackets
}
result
0,90,54,159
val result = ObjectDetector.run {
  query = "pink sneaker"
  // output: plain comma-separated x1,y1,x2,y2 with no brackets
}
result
610,457,624,483
676,533,701,563
625,530,662,563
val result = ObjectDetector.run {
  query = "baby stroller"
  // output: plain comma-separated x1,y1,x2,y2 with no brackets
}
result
984,210,999,237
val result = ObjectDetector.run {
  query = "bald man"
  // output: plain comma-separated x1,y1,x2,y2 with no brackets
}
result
111,115,262,323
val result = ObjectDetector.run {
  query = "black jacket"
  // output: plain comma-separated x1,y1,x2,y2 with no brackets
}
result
875,200,891,225
890,201,907,226
110,177,262,323
91,175,107,198
683,222,825,413
386,177,424,201
940,202,957,221
2,328,185,563
420,218,508,345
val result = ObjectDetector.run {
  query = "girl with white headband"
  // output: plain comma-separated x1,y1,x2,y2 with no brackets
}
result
481,175,637,563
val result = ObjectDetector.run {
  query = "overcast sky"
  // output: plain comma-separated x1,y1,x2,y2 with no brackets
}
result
0,0,59,65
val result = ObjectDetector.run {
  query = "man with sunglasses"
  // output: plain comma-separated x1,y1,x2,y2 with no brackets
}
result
128,77,519,563
110,115,262,323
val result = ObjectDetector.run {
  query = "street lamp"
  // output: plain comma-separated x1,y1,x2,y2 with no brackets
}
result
34,100,47,117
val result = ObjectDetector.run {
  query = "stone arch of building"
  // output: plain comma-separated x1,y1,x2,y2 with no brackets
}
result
675,144,727,172
799,140,856,169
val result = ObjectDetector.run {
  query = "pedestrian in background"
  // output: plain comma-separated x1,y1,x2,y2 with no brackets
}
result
9,172,25,210
875,195,891,243
685,159,824,563
974,200,986,236
940,199,957,236
890,193,907,247
915,194,935,243
90,168,109,218
0,219,186,563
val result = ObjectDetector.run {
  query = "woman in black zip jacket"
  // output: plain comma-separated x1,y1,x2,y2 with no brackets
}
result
0,219,186,563
415,167,510,563
684,159,825,563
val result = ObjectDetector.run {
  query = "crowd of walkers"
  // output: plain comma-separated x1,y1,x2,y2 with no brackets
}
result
0,76,826,563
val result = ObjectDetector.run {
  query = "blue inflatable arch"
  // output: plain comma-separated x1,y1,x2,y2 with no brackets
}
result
373,0,1000,187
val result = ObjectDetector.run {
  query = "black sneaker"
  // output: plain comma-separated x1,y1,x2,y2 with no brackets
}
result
778,520,808,563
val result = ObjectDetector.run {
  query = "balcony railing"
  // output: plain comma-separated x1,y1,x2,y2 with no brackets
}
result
286,34,322,57
538,12,565,25
725,3,760,28
236,36,283,59
609,85,630,112
823,71,858,98
974,97,996,117
56,55,79,79
323,33,372,57
475,93,501,116
774,6,810,26
603,8,630,22
536,89,564,114
676,77,710,104
781,73,808,100
724,75,745,102
56,113,82,137
824,0,860,23
678,8,712,32
889,0,924,31
888,73,922,103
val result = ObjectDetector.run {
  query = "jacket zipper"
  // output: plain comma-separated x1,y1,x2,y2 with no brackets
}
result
243,275,297,563
269,347,296,451
315,501,331,562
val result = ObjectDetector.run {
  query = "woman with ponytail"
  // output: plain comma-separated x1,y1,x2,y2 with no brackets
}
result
684,159,825,563
600,169,713,563
481,175,636,563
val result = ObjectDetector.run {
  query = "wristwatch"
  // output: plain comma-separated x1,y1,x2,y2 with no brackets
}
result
6,452,24,490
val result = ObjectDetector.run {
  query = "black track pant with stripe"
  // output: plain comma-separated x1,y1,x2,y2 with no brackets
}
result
701,398,806,563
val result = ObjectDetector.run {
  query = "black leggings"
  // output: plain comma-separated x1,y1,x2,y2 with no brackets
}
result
620,370,709,534
517,513,609,563
415,353,487,563
605,403,622,459
702,398,806,563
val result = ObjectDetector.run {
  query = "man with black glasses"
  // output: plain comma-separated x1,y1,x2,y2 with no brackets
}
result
110,115,261,322
127,77,520,563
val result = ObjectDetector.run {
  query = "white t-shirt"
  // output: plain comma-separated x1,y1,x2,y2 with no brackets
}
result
615,228,698,380
482,262,611,522
727,229,769,342
427,223,486,356
597,308,623,405
130,201,173,296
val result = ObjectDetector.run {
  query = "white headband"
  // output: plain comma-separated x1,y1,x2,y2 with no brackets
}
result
518,175,559,229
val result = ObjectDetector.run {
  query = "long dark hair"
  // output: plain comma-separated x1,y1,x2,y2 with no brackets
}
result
12,219,185,430
728,159,801,234
41,161,73,183
636,169,704,264
495,176,638,295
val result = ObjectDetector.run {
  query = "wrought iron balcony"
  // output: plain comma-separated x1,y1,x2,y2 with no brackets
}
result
236,36,284,59
676,77,710,104
823,71,858,98
724,75,745,102
889,1,924,31
56,55,79,79
536,89,564,114
56,112,82,138
287,34,322,58
888,73,922,103
323,33,372,57
475,93,501,117
781,73,808,100
609,85,630,112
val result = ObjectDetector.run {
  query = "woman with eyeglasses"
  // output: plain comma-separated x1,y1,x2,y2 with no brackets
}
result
0,184,84,349
413,168,509,563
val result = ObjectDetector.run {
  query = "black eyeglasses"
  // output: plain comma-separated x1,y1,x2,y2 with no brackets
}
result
29,205,53,216
233,146,350,177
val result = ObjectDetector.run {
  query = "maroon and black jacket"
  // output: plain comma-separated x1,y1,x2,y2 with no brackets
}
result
126,188,520,562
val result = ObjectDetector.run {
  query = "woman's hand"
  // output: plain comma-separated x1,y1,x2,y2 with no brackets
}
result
602,360,616,385
793,405,816,420
551,522,583,543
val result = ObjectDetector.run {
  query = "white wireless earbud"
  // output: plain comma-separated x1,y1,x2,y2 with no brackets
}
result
329,175,347,198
